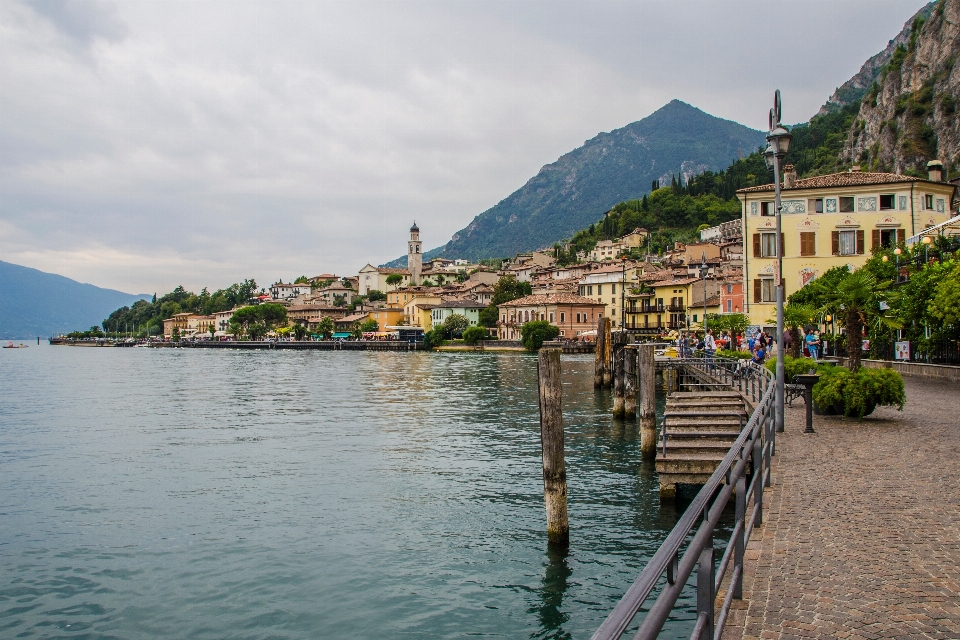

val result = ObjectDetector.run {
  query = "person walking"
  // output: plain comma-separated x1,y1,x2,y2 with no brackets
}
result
704,329,717,369
805,329,820,360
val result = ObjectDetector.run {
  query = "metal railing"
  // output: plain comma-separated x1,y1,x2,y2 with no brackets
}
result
592,356,776,640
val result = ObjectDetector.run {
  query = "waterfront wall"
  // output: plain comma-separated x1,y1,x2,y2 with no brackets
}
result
835,357,960,382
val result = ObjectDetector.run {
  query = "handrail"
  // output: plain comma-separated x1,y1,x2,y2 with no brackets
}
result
592,355,777,640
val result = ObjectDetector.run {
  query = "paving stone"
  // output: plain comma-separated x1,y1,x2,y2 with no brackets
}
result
721,377,960,640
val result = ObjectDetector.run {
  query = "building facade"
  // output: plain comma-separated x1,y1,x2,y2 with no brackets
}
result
738,167,957,327
497,293,606,340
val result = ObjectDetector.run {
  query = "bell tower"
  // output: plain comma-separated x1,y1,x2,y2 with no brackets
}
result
408,221,422,285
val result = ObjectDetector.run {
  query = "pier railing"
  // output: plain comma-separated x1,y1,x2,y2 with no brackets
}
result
592,356,776,640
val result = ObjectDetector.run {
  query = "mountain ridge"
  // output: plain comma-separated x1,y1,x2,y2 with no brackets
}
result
383,100,764,265
0,260,150,339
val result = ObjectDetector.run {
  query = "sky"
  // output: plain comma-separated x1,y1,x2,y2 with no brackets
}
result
0,0,927,295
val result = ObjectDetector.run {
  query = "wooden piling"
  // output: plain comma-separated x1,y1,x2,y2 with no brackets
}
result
623,345,637,418
538,348,569,545
602,321,613,387
612,348,625,417
639,344,657,460
593,317,607,388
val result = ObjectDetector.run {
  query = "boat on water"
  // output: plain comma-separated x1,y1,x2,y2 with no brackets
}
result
3,342,29,348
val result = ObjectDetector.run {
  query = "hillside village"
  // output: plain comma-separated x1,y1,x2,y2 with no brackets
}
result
156,161,959,344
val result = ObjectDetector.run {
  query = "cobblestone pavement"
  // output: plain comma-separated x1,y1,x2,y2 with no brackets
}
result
722,377,960,640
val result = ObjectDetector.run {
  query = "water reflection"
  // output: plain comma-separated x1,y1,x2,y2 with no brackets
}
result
532,543,573,640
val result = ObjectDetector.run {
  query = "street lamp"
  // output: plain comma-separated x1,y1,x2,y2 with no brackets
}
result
766,90,792,434
700,251,708,333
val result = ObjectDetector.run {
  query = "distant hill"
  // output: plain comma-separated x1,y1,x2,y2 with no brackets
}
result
0,260,150,339
384,100,764,265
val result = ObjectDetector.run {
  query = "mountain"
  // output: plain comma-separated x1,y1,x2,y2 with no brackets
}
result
0,260,150,339
385,100,765,265
841,0,960,175
817,2,936,116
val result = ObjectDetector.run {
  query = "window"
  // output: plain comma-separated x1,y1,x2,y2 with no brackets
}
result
808,198,824,214
760,232,779,257
612,309,616,316
800,231,816,256
840,196,855,213
925,194,934,209
726,300,733,313
693,314,698,322
587,285,593,295
560,312,565,323
612,284,617,294
761,201,774,216
878,228,902,248
837,230,858,255
597,285,603,295
576,313,581,323
880,194,895,210
549,312,554,323
761,278,776,302
726,284,733,294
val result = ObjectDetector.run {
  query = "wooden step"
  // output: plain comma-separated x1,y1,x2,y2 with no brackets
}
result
669,391,744,398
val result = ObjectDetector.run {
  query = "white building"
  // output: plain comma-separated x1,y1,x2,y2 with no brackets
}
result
270,283,311,299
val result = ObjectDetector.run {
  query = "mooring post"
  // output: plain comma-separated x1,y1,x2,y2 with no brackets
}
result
538,347,569,545
613,348,625,418
602,321,613,387
623,345,637,418
639,344,657,459
594,317,607,388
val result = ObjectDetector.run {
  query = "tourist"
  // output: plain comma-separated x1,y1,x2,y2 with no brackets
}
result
704,329,717,368
806,329,820,360
752,342,766,365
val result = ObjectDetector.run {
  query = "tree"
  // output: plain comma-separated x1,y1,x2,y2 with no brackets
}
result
491,276,532,305
351,323,363,340
478,305,499,328
421,279,435,287
442,313,470,338
705,313,749,338
293,322,309,340
171,327,181,341
333,294,347,307
779,304,816,358
822,269,898,371
520,320,559,351
247,323,267,340
367,290,386,302
294,275,310,284
385,274,404,289
360,319,379,333
928,261,960,325
462,326,488,344
208,323,215,339
316,317,334,339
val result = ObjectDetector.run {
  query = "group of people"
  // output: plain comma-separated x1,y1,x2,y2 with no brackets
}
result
667,326,824,365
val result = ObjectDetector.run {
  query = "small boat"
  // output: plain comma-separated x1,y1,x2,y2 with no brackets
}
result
3,342,28,348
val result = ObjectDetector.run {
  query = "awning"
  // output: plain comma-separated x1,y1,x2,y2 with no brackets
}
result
332,332,352,338
906,213,960,245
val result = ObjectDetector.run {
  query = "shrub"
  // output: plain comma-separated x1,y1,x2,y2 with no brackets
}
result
519,321,560,351
422,328,446,350
765,355,820,381
461,326,488,345
811,365,905,419
717,349,751,360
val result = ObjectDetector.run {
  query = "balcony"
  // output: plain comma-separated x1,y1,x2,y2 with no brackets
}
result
666,304,686,313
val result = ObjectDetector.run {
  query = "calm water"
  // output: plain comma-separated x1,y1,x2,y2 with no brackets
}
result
1,345,708,639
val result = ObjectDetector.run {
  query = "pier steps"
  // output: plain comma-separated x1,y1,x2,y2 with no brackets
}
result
656,391,747,498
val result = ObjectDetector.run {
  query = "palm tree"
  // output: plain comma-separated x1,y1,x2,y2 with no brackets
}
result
783,304,816,358
821,270,898,371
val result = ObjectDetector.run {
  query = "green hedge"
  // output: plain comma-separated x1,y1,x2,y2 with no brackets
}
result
717,349,752,360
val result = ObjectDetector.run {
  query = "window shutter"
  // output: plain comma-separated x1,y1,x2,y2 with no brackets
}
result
831,231,840,255
800,232,816,256
780,233,785,257
856,230,865,254
753,279,761,303
897,229,906,244
753,234,761,258
872,229,881,250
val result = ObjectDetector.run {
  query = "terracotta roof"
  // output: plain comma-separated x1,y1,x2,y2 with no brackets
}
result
737,171,949,194
286,304,339,312
652,277,700,287
338,312,370,323
377,267,409,275
499,293,605,307
434,299,486,309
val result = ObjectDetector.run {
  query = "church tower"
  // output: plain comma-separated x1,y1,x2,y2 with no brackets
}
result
408,221,422,286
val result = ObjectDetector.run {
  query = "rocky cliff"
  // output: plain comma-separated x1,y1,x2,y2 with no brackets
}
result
842,0,960,175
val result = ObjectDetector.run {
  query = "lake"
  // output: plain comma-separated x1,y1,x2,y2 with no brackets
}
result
1,345,706,638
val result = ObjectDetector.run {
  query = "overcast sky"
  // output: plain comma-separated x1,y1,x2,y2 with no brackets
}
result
1,0,925,294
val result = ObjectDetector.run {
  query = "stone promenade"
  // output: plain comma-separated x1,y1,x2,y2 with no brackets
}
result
722,377,960,639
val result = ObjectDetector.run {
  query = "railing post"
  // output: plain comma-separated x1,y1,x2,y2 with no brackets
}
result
765,411,773,486
753,437,763,526
696,547,715,640
734,475,745,599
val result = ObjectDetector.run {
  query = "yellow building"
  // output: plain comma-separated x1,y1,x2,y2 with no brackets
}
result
738,166,956,327
403,296,442,327
370,308,405,331
647,276,721,330
386,286,441,309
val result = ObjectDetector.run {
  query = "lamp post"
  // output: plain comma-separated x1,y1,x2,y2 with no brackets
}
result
700,251,708,333
764,90,792,434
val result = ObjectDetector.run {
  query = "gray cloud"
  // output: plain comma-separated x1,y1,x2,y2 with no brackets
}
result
0,0,927,294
